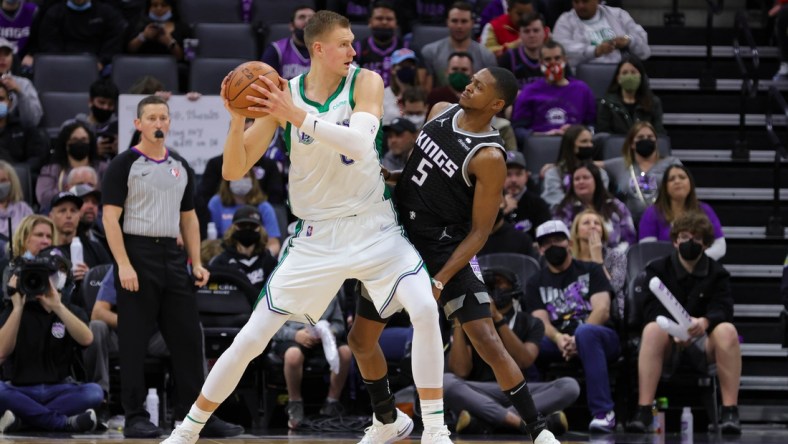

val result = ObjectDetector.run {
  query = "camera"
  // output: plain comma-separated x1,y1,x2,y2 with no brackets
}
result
15,256,60,296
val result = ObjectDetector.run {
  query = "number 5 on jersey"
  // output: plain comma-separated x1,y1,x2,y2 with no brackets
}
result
411,158,433,186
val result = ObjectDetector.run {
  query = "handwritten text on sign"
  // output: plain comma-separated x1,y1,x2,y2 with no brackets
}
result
118,94,231,174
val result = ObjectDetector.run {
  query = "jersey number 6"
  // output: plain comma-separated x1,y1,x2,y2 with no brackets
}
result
411,158,433,186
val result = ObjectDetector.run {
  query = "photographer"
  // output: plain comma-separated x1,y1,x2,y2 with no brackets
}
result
0,247,102,433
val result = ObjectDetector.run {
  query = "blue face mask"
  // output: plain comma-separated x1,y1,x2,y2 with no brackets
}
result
0,103,7,119
66,0,92,11
149,10,172,22
22,250,35,260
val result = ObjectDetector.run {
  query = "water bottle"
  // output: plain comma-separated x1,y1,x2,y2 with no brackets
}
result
207,222,218,240
145,388,159,426
681,407,694,443
70,236,83,270
656,397,668,434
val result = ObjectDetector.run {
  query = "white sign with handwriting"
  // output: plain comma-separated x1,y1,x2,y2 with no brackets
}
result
118,94,230,174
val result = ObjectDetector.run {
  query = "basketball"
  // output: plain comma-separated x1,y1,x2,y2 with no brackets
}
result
224,61,280,118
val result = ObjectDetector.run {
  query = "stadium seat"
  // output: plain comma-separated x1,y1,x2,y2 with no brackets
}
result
12,164,32,207
194,23,258,60
180,0,243,24
112,55,178,94
40,92,89,137
265,23,291,47
189,58,247,95
602,134,672,160
522,135,561,180
351,23,371,44
575,63,618,100
252,0,315,26
477,252,540,288
33,53,99,93
81,264,112,315
410,24,445,53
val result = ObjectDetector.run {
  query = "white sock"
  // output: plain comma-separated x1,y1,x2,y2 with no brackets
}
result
181,404,211,434
420,398,445,430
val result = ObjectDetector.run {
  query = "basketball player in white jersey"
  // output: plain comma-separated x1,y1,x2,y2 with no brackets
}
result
162,10,450,444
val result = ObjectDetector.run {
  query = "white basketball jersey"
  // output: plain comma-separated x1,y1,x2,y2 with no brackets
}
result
284,65,386,220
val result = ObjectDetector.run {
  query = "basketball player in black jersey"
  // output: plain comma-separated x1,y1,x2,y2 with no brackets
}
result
361,67,561,444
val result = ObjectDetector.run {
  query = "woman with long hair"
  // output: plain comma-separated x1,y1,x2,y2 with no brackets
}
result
597,56,665,135
542,124,609,208
3,215,57,296
554,162,635,251
0,161,33,242
603,122,681,222
639,165,726,259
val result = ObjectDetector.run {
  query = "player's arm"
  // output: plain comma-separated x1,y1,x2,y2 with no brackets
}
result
432,147,506,286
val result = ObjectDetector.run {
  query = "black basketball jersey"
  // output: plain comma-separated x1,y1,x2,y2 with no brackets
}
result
396,104,505,241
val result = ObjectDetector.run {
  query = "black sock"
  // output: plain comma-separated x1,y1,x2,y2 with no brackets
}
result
504,380,543,440
363,375,396,424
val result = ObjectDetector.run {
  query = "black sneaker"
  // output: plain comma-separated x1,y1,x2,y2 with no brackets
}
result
720,406,741,435
65,409,97,433
545,411,568,436
200,416,244,438
0,410,21,434
122,418,162,438
626,405,655,433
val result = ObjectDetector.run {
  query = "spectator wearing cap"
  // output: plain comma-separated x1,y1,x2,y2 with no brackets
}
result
261,5,314,80
208,205,276,292
502,151,550,239
0,37,42,129
383,48,422,126
0,160,33,245
66,166,106,246
525,219,619,433
382,117,417,172
479,0,535,57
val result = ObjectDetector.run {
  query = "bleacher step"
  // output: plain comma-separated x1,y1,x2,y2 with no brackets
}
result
724,226,788,239
650,45,779,58
741,343,788,358
663,113,786,126
672,149,786,163
651,78,788,92
740,376,788,391
724,264,783,278
695,187,787,200
735,304,785,318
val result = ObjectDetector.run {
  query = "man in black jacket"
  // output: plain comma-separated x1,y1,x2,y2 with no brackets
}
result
628,211,741,434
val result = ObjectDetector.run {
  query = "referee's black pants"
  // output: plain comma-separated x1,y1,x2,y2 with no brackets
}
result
116,235,204,424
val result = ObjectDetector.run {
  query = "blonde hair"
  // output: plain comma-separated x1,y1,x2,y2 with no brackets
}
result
570,209,609,258
0,160,24,203
9,215,58,259
304,10,350,54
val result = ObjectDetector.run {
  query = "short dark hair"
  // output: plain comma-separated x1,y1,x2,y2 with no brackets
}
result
304,10,350,52
136,95,169,118
509,0,532,9
401,87,426,104
447,51,474,64
89,79,119,101
449,1,473,13
539,38,565,59
518,12,545,29
670,211,715,246
369,0,396,18
487,67,519,108
290,4,315,22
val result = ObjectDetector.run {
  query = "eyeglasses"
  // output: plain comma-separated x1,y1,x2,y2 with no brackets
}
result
677,232,704,243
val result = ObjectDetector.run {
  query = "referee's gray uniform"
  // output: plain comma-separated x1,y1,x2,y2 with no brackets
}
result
103,147,204,425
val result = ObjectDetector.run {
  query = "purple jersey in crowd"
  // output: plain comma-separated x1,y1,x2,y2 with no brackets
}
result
511,78,597,133
638,201,725,241
271,37,310,80
0,2,37,55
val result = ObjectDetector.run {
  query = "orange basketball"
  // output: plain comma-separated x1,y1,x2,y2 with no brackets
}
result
224,61,280,118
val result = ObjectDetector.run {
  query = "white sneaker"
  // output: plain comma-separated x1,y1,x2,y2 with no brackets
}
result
357,408,413,444
534,428,561,444
0,410,17,434
421,424,453,443
160,424,199,444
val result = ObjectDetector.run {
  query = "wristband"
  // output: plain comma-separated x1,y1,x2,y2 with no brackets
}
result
494,318,507,330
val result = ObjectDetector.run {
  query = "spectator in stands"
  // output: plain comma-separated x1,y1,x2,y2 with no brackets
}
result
208,205,276,292
552,0,650,68
272,295,352,429
597,56,664,135
445,266,578,436
502,151,550,239
399,87,429,129
0,37,41,129
569,209,626,320
0,0,39,62
769,1,788,80
498,13,548,87
526,219,619,433
554,162,636,251
426,51,473,111
639,165,727,260
36,0,127,76
0,83,47,170
261,5,314,80
410,0,455,25
207,170,282,256
37,122,107,211
541,125,609,208
68,181,105,250
0,160,32,242
382,117,417,172
63,79,119,160
479,195,536,258
628,211,741,435
480,0,534,57
421,1,497,88
327,0,372,23
125,0,188,62
511,39,596,137
603,122,681,223
0,241,101,434
384,48,423,125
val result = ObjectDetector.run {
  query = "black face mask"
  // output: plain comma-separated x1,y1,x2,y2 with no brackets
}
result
293,28,305,43
490,288,516,310
67,142,91,161
678,239,704,261
233,228,261,247
576,147,594,160
395,66,416,84
91,105,113,123
371,27,395,41
635,139,657,157
544,245,569,267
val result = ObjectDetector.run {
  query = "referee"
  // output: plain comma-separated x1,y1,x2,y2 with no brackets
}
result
102,95,242,438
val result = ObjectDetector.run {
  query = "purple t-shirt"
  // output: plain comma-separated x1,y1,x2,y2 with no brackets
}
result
511,78,597,133
638,202,724,241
